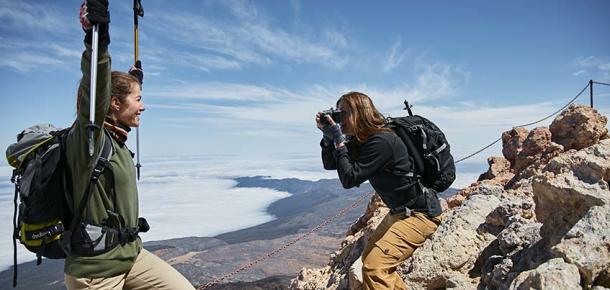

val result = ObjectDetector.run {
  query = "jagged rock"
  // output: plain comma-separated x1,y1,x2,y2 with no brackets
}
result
552,205,610,287
478,157,514,186
531,139,610,287
508,140,564,188
550,104,609,151
513,127,553,172
543,138,610,187
348,259,363,290
502,127,529,164
533,141,610,245
485,200,536,228
447,191,467,208
496,217,542,256
448,182,508,209
399,194,504,289
508,258,581,289
482,256,512,288
522,127,552,156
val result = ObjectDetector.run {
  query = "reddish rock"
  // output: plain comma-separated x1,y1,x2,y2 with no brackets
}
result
502,128,529,164
447,193,467,208
513,128,553,172
550,104,608,151
478,157,514,186
521,127,552,156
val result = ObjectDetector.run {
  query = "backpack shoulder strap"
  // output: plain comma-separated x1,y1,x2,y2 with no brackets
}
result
391,117,425,174
67,131,113,233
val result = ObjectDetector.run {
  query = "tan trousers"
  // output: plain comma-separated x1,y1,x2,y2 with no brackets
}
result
361,211,441,290
65,249,195,290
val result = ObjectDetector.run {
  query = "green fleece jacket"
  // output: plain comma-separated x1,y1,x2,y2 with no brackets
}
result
64,44,142,278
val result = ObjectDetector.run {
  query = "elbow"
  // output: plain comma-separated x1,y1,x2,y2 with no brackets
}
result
323,163,336,170
341,182,354,189
339,176,357,189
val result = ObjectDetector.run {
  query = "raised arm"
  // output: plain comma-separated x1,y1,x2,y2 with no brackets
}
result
75,0,111,154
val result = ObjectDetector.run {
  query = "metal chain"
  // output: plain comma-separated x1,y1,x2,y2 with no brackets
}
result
197,190,374,290
455,81,591,164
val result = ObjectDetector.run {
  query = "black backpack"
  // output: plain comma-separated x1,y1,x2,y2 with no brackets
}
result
6,124,112,287
385,102,456,192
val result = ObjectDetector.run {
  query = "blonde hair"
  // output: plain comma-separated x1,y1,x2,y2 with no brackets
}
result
337,92,391,143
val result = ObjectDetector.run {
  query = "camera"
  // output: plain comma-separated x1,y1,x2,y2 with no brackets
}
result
321,108,342,125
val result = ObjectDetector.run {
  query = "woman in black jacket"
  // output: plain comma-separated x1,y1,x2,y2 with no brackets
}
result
317,92,443,290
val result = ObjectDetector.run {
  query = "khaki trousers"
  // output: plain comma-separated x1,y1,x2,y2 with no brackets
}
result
361,211,441,290
65,249,195,290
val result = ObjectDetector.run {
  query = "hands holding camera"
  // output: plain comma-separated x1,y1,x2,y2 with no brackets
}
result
316,110,345,147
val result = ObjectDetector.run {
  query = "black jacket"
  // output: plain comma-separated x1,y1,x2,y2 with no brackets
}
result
321,131,442,217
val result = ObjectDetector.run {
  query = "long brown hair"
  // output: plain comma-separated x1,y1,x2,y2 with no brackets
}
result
338,92,391,143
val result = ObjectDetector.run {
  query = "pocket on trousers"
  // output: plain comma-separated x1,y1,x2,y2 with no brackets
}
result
374,239,405,260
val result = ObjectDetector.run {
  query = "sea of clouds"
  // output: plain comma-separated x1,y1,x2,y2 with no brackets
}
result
0,153,481,270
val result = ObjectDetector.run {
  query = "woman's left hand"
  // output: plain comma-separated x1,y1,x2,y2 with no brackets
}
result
322,122,345,148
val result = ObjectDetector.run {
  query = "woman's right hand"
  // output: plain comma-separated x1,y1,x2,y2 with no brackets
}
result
316,112,345,147
80,0,109,29
80,0,110,46
315,112,326,130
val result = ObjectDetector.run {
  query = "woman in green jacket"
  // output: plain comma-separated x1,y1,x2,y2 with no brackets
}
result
64,1,195,289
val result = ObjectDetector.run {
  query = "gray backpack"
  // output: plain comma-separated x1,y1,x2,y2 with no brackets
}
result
6,124,112,287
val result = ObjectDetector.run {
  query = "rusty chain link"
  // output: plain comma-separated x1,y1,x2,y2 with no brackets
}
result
197,190,373,289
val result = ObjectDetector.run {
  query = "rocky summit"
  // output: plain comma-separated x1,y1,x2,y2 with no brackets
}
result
290,104,610,290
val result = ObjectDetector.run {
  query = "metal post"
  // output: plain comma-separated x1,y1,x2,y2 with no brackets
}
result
590,79,594,108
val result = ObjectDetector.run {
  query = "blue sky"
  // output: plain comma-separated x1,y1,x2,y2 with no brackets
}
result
1,0,609,163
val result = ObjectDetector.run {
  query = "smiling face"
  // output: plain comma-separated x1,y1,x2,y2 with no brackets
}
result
111,83,145,127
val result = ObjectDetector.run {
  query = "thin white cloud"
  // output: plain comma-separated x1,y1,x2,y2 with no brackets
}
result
574,56,610,81
0,52,66,73
572,69,586,76
145,77,589,164
148,82,299,102
146,1,349,71
0,41,81,73
383,39,409,72
49,44,82,58
576,56,606,68
0,0,69,32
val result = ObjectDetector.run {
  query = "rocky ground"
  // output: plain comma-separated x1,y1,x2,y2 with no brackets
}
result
291,104,610,290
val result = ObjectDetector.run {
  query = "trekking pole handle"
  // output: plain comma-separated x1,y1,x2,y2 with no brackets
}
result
88,24,100,157
403,100,414,116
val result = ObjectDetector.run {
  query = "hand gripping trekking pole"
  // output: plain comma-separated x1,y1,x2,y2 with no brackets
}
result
88,24,100,157
133,0,144,179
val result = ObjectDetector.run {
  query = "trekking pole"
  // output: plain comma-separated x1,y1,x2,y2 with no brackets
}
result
403,100,414,116
133,0,144,179
88,24,100,157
